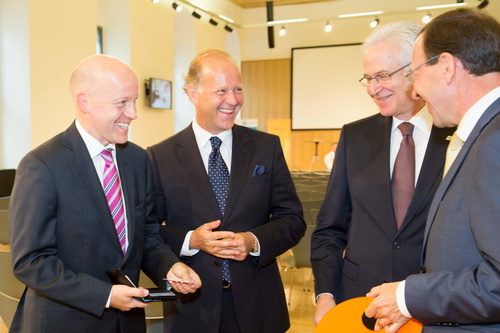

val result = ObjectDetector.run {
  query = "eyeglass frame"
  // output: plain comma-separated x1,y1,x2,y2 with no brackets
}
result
404,55,440,83
358,63,411,87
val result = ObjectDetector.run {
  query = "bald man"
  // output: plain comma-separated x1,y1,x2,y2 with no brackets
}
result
8,54,201,333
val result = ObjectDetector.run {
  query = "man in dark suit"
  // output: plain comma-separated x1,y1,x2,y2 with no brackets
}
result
310,21,454,325
8,55,201,333
147,49,306,333
366,9,500,333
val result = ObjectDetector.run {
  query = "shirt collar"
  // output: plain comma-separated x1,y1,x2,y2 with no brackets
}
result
191,117,232,150
456,86,500,142
391,105,433,135
75,119,116,159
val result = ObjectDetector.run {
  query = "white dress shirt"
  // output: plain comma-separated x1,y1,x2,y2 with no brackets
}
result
75,119,129,308
180,118,260,257
391,106,433,186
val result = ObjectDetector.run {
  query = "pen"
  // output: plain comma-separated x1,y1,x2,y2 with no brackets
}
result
163,278,192,284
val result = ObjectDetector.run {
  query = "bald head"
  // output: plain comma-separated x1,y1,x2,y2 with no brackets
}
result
70,54,139,146
70,55,136,99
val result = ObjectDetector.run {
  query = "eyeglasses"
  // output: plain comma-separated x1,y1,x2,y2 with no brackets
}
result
405,55,440,83
359,63,410,87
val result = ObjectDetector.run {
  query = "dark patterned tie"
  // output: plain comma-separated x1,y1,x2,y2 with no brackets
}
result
392,122,415,230
208,137,231,283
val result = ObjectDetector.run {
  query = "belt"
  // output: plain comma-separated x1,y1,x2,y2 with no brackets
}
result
222,279,231,289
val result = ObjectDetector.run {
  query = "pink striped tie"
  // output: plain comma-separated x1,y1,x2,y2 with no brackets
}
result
100,149,127,255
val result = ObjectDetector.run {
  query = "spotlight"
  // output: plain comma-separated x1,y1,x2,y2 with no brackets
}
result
172,2,182,12
209,18,218,26
422,13,432,24
279,26,286,36
370,18,379,28
152,0,159,3
325,21,332,32
478,0,489,9
192,11,201,19
224,25,233,33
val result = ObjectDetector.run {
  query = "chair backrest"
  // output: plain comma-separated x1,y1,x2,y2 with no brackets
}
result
0,210,9,244
0,196,10,210
0,250,25,329
310,190,325,201
0,169,16,197
291,225,315,268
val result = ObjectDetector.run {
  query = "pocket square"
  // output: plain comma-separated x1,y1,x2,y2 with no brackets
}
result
252,164,268,177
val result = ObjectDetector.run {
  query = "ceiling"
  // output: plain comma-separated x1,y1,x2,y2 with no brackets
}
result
228,0,335,9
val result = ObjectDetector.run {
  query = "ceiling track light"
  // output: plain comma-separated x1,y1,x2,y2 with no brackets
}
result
172,2,182,12
370,18,379,28
279,26,286,36
209,18,218,26
478,0,489,9
422,12,432,24
224,24,233,33
325,21,332,32
192,11,201,19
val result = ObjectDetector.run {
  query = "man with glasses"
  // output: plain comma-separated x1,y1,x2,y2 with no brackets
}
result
366,8,500,333
311,21,454,325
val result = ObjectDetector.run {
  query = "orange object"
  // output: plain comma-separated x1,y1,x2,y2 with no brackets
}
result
315,297,422,333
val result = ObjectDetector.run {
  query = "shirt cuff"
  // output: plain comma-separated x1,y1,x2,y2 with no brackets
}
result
180,230,200,257
316,292,334,302
105,289,112,308
396,280,412,318
247,232,260,256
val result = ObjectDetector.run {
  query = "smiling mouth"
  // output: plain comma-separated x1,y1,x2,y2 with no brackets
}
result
377,95,392,102
116,123,129,129
218,108,234,114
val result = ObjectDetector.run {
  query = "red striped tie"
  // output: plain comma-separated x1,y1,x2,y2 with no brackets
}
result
100,149,127,255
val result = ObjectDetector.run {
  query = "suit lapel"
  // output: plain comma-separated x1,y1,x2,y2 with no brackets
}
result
178,126,222,218
116,146,134,260
222,125,253,226
400,126,451,231
63,123,124,255
371,116,397,232
422,97,500,262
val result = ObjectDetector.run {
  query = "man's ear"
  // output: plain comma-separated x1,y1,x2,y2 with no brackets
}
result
76,93,89,113
440,53,457,85
186,85,199,106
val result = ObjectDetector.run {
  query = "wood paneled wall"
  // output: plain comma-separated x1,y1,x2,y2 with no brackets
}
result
241,58,340,171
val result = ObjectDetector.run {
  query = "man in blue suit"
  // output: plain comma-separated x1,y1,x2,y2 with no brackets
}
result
147,49,305,333
9,54,201,333
366,8,500,333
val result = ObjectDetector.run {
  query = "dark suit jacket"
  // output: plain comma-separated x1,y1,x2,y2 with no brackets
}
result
406,97,500,332
8,122,178,333
147,124,306,333
311,113,454,303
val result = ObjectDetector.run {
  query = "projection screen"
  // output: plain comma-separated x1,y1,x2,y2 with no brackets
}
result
291,43,379,130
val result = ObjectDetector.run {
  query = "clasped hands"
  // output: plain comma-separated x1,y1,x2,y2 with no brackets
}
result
190,220,254,261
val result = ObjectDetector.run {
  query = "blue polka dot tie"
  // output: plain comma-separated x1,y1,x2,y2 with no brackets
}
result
208,137,231,283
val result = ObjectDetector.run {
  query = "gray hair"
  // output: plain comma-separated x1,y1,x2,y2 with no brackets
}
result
363,21,422,66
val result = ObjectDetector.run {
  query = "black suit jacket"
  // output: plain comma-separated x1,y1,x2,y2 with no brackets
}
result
311,113,454,303
9,122,178,333
147,124,306,333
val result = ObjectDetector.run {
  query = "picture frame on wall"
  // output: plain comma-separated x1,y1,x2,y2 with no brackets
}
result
149,78,172,109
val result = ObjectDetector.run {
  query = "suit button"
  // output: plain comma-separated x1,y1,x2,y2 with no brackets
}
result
214,261,221,267
420,266,427,274
393,242,401,249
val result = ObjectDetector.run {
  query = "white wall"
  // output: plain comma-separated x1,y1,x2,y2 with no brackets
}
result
0,0,31,169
